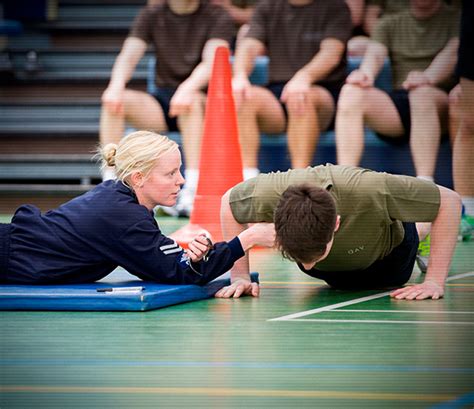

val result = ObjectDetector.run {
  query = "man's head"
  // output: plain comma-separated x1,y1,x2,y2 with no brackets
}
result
274,184,339,267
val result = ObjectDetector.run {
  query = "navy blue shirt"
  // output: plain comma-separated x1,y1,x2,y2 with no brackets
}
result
3,181,244,285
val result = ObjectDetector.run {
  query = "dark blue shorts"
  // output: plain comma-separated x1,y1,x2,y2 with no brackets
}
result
377,88,450,144
301,222,419,290
376,89,411,144
267,81,343,130
151,87,179,132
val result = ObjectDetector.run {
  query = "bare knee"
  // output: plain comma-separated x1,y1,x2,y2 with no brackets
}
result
122,89,150,113
337,84,366,113
238,86,268,113
286,87,330,117
409,86,447,110
189,92,206,111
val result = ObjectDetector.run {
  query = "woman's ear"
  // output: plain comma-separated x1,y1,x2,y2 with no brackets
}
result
130,171,144,189
334,215,341,232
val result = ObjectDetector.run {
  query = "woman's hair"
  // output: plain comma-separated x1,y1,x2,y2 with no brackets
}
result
274,184,337,264
99,130,179,187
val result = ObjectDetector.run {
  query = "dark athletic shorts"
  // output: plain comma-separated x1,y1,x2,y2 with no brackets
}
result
299,222,419,290
456,0,474,81
377,88,451,144
151,87,179,132
376,89,411,144
267,81,343,130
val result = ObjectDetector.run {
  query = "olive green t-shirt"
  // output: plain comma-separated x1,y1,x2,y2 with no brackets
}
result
372,4,460,90
366,0,410,16
230,165,440,272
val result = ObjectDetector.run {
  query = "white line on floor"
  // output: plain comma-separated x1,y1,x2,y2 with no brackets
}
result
331,309,474,314
286,318,474,325
268,271,474,322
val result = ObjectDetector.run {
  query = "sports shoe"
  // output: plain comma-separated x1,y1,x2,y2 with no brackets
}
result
458,214,474,242
174,187,195,218
416,235,430,274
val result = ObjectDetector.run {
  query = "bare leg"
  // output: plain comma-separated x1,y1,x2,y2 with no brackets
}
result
177,91,206,171
99,89,167,178
448,85,461,147
100,106,125,147
453,79,474,198
336,85,404,166
123,90,167,130
408,86,449,179
286,86,334,168
237,86,286,169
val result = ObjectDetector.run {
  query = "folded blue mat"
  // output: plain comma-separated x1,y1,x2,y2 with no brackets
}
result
0,269,259,312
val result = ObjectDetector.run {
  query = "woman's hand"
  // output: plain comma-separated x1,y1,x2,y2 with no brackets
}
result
186,234,213,263
215,277,260,298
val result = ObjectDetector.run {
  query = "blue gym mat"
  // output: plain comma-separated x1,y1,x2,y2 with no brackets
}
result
0,269,259,312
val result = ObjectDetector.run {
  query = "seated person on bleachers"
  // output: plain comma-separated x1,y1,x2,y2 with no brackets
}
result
100,0,234,216
232,0,352,179
147,0,257,50
348,0,409,56
336,0,459,184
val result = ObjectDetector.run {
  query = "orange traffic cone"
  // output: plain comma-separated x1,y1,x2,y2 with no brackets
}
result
170,46,243,246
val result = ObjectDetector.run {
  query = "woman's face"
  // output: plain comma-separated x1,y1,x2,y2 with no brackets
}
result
134,149,185,210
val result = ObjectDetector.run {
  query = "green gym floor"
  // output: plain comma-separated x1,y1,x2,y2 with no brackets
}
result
1,216,473,409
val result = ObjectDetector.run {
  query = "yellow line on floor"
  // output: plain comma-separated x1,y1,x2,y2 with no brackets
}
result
2,386,456,402
261,281,323,285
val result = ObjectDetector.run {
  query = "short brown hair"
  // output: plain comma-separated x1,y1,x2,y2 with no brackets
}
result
274,184,337,263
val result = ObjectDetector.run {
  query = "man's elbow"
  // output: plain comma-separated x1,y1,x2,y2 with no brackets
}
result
439,186,462,215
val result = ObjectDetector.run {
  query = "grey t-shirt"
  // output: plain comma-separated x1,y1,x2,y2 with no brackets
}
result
130,2,235,88
246,0,352,85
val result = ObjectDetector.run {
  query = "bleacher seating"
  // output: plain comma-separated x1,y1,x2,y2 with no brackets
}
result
0,0,453,213
7,49,151,83
0,0,148,212
29,0,142,33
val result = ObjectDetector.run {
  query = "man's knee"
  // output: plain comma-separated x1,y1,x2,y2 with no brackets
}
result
239,86,272,114
337,84,366,113
409,86,447,107
190,92,206,109
122,89,150,113
286,87,331,117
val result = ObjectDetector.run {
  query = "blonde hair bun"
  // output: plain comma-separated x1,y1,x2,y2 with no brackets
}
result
102,143,118,167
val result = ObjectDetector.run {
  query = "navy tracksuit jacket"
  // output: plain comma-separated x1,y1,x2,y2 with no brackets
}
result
0,180,244,285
